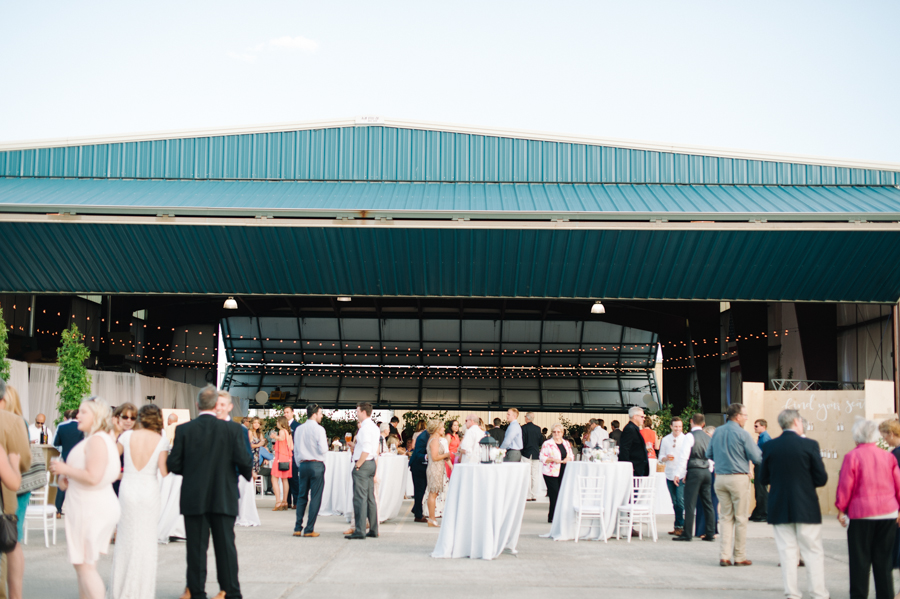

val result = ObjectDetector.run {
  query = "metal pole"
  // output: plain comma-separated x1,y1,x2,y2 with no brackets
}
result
892,303,899,414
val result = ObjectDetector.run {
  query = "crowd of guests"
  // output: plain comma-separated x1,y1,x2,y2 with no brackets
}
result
11,385,900,599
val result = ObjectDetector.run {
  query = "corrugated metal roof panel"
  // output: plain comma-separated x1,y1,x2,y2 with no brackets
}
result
1,178,899,220
1,125,897,185
0,223,898,302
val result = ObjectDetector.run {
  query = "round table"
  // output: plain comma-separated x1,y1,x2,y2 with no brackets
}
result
157,473,185,543
373,454,408,522
319,451,354,517
545,461,633,541
432,462,529,560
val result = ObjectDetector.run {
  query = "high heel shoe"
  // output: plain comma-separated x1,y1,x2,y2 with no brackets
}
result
427,519,440,527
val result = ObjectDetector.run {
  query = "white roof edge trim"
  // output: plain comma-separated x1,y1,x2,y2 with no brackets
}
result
0,116,898,173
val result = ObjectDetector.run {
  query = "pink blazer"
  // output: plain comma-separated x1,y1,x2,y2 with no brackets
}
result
835,443,900,519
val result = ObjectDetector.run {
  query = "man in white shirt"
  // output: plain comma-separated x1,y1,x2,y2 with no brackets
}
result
29,413,53,445
658,417,685,535
589,418,609,448
672,413,716,543
293,403,328,537
458,413,485,464
346,402,380,539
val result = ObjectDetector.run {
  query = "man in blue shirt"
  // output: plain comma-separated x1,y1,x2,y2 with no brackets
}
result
749,419,772,522
706,403,762,566
499,408,523,462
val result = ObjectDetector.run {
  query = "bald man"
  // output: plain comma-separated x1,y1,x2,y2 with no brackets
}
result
28,413,53,445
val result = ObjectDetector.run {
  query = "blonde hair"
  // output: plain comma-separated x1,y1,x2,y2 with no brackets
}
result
1,385,22,416
508,408,519,417
426,419,443,435
80,397,114,436
879,419,900,437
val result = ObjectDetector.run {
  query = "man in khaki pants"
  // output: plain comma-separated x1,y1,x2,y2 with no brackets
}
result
706,403,762,566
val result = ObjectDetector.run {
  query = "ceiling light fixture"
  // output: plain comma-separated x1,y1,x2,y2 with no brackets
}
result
223,297,238,310
591,301,605,314
337,296,352,302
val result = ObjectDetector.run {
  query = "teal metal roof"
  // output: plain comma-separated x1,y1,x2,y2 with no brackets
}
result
1,178,899,220
1,222,898,302
1,125,897,186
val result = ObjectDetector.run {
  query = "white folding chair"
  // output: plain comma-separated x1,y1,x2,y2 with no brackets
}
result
574,475,607,543
24,472,57,547
254,474,263,495
616,475,657,542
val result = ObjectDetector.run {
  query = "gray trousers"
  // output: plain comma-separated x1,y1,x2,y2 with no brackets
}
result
504,449,522,462
351,460,378,536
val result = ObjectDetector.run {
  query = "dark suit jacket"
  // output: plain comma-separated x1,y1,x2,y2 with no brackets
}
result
488,427,505,444
618,421,650,477
409,430,430,473
757,430,827,525
53,420,84,461
521,422,543,460
167,415,253,517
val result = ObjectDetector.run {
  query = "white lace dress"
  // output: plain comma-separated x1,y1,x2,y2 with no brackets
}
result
108,431,169,599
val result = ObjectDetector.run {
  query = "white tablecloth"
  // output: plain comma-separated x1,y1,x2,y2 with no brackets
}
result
320,451,354,517
432,463,529,560
236,475,261,527
375,455,408,522
653,472,674,515
158,473,185,543
546,461,633,541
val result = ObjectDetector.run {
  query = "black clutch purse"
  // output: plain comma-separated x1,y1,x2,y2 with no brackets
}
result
0,492,18,553
278,461,290,471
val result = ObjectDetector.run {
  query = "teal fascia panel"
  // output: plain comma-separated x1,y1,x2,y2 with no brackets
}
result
0,223,898,302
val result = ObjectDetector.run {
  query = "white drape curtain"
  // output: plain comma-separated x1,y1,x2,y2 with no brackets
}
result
8,359,31,420
28,363,61,424
17,364,204,424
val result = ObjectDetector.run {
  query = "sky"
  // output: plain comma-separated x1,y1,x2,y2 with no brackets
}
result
1,1,898,163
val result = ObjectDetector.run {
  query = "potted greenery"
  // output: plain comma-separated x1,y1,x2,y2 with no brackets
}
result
0,307,9,383
56,324,92,424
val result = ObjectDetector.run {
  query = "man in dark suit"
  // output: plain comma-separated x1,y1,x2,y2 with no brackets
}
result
521,412,544,501
52,409,83,516
408,427,430,523
758,409,828,599
488,418,505,444
168,386,252,599
618,407,650,477
284,406,300,509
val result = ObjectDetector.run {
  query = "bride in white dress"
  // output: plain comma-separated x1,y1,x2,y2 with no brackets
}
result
108,405,169,599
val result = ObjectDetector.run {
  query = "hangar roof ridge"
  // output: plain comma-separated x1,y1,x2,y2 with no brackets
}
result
0,116,898,173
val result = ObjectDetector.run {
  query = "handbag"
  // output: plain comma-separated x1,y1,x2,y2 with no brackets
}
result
18,447,47,495
277,461,290,472
258,465,272,477
0,489,18,553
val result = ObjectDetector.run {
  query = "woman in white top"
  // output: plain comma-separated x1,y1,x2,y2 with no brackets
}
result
50,398,121,599
108,404,169,599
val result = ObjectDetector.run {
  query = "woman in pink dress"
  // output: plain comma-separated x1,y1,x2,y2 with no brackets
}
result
270,416,294,511
445,419,461,477
50,398,121,599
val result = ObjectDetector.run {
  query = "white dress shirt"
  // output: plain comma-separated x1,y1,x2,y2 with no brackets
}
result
657,432,682,481
589,426,609,448
459,425,485,463
29,424,54,444
294,419,328,464
352,418,380,462
673,427,714,479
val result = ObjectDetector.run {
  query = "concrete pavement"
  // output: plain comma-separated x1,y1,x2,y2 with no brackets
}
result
23,496,856,598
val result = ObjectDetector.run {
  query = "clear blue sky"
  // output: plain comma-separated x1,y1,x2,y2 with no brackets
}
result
2,0,898,162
